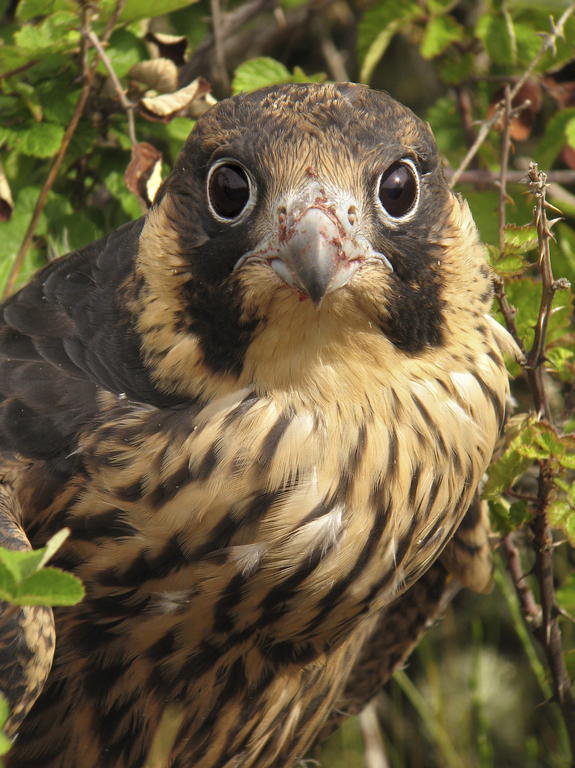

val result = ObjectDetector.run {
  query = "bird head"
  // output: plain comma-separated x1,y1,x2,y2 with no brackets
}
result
134,83,493,400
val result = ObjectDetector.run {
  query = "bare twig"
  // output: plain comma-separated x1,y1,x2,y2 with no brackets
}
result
449,2,575,188
498,85,513,253
497,164,575,758
500,534,541,627
178,0,279,87
359,701,390,768
445,169,575,186
2,0,128,298
316,18,349,82
85,28,137,146
210,0,230,92
524,166,570,383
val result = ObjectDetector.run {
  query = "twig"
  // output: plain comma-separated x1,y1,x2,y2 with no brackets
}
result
358,701,390,768
498,85,513,253
497,164,575,758
449,2,575,188
178,0,278,87
316,18,349,82
500,534,541,627
455,86,477,161
210,0,230,93
2,0,127,298
0,60,38,80
446,169,575,186
524,166,570,382
85,28,137,146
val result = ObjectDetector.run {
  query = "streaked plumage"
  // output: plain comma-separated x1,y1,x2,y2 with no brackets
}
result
0,83,515,768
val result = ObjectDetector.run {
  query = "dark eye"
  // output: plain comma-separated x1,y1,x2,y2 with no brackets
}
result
378,161,418,218
208,163,250,220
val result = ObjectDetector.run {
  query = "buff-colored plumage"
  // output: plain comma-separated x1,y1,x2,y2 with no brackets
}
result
0,83,515,768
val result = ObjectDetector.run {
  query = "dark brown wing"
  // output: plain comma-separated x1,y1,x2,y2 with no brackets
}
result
0,218,179,465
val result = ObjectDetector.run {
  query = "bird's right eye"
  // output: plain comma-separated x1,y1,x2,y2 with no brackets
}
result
208,163,251,220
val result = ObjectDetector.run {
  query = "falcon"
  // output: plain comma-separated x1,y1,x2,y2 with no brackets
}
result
0,82,516,768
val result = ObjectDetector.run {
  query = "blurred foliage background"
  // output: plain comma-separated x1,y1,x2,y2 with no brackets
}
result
1,0,575,766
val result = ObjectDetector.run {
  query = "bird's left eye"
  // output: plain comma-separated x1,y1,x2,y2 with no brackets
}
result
377,161,418,218
208,163,251,220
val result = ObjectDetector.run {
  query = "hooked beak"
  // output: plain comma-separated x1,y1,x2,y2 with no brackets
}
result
271,207,358,307
235,196,393,308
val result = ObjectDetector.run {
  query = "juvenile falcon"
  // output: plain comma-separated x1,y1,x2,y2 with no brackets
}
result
0,83,516,768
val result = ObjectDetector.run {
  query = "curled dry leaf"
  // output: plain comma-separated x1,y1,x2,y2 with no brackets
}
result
189,92,218,119
130,59,179,94
139,77,211,122
125,142,163,211
0,161,14,223
145,32,188,67
487,80,542,141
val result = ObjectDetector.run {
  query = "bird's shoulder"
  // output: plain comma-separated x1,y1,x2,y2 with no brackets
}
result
0,217,183,467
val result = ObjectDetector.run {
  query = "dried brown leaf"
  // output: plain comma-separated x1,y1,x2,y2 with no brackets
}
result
487,80,542,141
124,142,162,211
130,59,179,94
139,77,211,122
145,32,188,67
0,161,14,223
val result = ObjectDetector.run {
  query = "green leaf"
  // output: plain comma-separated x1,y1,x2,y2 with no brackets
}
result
119,0,199,24
425,96,466,157
496,279,572,349
509,500,530,528
0,731,11,757
0,528,70,584
13,81,43,122
534,108,575,170
488,499,514,536
358,2,420,83
18,122,64,158
14,12,80,52
232,57,291,94
556,574,575,614
16,0,75,21
484,420,536,498
475,12,514,65
14,568,84,606
515,21,545,65
548,499,575,546
0,694,8,730
493,254,529,276
439,52,474,84
0,561,17,602
291,66,326,84
420,15,464,60
559,451,575,470
503,223,539,254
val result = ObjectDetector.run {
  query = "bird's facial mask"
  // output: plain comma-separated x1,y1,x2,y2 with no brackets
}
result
231,181,394,308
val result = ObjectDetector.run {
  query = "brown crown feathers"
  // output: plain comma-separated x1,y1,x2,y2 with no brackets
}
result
0,82,515,768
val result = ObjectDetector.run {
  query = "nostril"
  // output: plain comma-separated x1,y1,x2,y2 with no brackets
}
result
278,206,287,224
347,205,357,225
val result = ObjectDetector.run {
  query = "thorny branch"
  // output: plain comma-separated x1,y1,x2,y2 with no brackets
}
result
449,2,575,188
2,0,128,298
495,137,575,757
